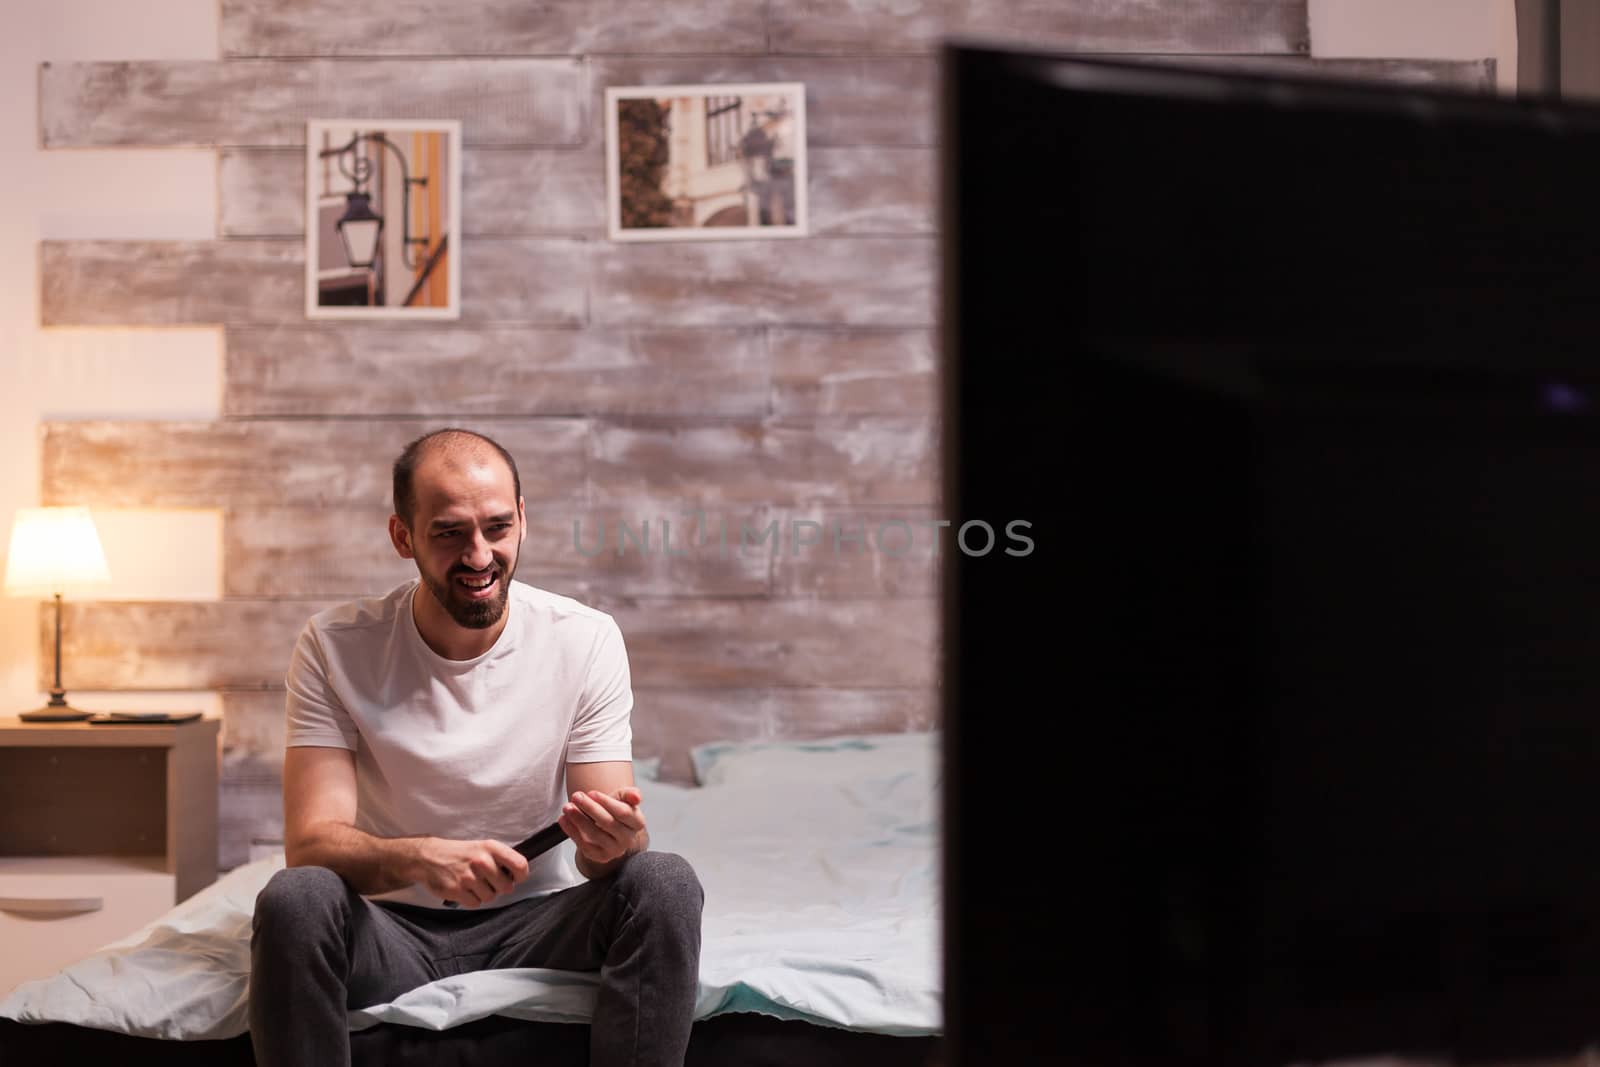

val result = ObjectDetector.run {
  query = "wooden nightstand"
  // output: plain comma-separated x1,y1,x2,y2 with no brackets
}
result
0,716,220,996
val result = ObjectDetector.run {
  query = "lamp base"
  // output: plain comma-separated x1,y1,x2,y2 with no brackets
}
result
18,705,93,722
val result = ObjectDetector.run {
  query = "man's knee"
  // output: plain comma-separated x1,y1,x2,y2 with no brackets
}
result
613,851,704,920
253,865,350,937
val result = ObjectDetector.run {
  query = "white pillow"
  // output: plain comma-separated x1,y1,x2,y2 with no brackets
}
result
689,730,939,788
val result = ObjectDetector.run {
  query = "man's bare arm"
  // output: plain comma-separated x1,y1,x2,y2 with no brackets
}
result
283,745,529,906
283,745,424,894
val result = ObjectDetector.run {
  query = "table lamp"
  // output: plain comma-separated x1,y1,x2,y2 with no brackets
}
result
3,506,112,721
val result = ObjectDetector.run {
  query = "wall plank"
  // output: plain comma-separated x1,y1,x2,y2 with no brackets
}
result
591,57,935,147
41,240,303,327
1144,55,1497,89
40,59,586,148
768,0,948,56
218,688,284,870
591,237,935,327
42,419,590,509
463,147,607,236
222,689,287,777
51,597,938,690
763,685,940,734
769,505,941,598
1289,57,1497,89
809,146,935,236
952,0,1310,55
219,780,283,870
224,326,768,417
147,51,1478,165
41,239,589,327
220,146,607,238
40,599,333,691
217,148,299,237
221,0,767,57
462,239,591,324
607,598,941,689
224,505,774,598
589,416,939,507
774,0,1310,55
225,509,415,598
633,686,938,782
769,327,937,416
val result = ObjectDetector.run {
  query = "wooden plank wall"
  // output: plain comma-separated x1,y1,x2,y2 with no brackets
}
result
33,0,1498,871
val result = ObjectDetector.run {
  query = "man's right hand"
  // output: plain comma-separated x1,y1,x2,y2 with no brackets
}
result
411,837,530,908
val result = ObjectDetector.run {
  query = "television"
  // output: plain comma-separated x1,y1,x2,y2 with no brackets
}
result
942,44,1600,1067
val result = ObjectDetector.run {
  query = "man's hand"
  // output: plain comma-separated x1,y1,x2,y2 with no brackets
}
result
412,837,530,909
560,786,647,868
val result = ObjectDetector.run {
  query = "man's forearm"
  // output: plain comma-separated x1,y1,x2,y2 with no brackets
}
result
576,828,650,881
288,821,426,895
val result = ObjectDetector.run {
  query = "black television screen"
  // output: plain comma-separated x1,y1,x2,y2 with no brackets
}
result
942,45,1600,1067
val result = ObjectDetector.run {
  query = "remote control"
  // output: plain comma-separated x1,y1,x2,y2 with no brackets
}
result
510,821,569,864
441,821,568,908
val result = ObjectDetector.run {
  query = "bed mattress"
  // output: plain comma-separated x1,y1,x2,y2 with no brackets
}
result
0,1013,941,1067
1,732,943,1057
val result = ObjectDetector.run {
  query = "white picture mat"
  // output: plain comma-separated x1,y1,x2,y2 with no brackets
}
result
304,118,463,320
605,83,808,243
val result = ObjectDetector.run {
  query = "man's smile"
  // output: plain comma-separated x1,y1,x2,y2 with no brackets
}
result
456,569,499,599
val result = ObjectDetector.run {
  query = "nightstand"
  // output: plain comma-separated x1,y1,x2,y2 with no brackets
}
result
0,716,220,996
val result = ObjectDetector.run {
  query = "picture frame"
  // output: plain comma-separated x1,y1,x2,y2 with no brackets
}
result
605,83,808,243
305,119,462,319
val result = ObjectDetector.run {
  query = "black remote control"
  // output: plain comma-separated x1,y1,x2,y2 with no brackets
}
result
509,821,569,864
441,821,569,908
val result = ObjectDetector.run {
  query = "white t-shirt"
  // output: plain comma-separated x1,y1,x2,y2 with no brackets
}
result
283,577,634,909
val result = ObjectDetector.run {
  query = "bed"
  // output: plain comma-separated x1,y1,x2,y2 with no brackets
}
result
0,731,943,1066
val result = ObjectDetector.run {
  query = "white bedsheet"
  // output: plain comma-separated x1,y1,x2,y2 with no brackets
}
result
0,733,942,1040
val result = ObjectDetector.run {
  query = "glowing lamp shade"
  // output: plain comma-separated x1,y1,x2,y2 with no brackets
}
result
3,507,111,596
4,506,111,721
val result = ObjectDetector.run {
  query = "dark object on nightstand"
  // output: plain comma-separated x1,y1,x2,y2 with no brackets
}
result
87,711,204,725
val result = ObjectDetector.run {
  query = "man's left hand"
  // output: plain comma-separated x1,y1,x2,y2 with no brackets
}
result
560,786,646,866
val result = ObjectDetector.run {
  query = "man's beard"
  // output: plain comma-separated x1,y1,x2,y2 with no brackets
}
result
422,557,516,630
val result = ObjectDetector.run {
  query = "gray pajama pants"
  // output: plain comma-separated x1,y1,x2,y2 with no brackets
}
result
248,851,705,1067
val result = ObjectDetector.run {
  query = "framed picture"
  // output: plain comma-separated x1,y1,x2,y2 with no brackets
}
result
305,119,462,319
605,83,808,242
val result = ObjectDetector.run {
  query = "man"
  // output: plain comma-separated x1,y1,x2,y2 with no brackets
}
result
738,112,775,224
249,428,704,1067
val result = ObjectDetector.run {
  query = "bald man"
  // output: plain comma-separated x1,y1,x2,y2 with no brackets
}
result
248,428,704,1067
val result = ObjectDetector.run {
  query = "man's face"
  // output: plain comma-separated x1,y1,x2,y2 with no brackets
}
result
402,454,525,630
